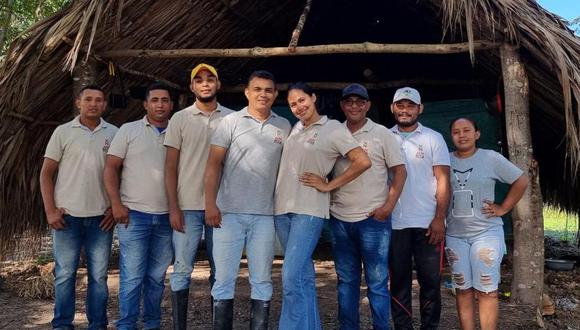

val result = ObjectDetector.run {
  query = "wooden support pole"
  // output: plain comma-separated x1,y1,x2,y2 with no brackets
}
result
71,58,97,113
288,0,312,52
500,43,544,317
100,41,500,59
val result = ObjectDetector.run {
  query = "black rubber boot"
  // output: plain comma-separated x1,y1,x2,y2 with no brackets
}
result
213,299,234,330
249,299,270,330
171,289,189,330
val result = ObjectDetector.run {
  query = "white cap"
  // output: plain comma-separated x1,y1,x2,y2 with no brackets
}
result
393,87,421,104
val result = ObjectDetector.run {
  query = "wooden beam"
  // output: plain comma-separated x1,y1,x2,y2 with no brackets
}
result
61,36,183,91
220,79,483,93
100,41,500,59
500,43,544,317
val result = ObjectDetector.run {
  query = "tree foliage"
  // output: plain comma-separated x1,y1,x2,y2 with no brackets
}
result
0,0,69,60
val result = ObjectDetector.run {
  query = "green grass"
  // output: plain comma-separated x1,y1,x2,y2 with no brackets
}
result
544,207,579,243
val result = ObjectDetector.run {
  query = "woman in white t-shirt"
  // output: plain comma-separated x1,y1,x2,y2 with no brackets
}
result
446,117,528,330
274,82,370,330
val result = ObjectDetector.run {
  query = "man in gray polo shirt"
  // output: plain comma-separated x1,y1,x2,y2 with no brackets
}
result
205,70,291,329
40,85,118,330
164,63,233,329
104,83,174,330
331,83,407,330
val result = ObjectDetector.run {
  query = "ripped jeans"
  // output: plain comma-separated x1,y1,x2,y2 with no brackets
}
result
445,226,505,293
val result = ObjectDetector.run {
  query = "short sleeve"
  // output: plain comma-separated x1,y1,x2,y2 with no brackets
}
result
164,114,183,150
107,125,129,159
331,125,360,157
211,115,234,149
44,126,64,162
382,130,405,168
492,151,524,184
431,132,451,166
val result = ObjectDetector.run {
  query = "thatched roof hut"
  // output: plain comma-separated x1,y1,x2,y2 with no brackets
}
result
0,0,578,257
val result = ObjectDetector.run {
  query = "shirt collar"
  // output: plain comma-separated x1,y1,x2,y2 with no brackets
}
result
188,102,225,115
71,115,109,130
141,115,152,126
391,122,423,135
297,115,328,131
344,118,375,135
141,115,167,133
240,106,278,121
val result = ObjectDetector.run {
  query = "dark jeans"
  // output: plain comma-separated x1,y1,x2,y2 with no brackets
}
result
389,228,443,330
331,216,392,330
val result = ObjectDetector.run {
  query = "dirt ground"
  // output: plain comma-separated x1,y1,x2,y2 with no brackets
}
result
0,247,578,330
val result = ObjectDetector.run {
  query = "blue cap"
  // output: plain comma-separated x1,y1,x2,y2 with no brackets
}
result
341,83,369,100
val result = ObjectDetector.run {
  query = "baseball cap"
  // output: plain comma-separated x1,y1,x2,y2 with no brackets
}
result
191,63,218,80
341,83,369,100
393,87,421,104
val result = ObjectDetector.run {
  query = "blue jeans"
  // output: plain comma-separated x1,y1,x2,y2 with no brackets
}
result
170,210,215,291
52,215,112,330
116,211,173,330
211,213,275,300
331,216,392,330
275,213,324,330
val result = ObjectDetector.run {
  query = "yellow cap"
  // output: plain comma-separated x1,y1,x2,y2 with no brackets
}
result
191,63,218,81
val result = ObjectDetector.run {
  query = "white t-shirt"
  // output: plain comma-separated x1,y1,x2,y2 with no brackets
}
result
390,123,450,229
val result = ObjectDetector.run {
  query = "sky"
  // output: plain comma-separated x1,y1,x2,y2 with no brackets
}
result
536,0,580,22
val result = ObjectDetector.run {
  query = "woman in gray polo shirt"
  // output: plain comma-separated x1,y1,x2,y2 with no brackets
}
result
446,117,528,330
274,82,371,329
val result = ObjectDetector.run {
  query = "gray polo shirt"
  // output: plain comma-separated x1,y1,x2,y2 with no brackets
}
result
164,103,234,211
107,116,168,214
44,116,118,217
447,149,523,238
275,116,359,219
331,119,405,222
211,107,291,215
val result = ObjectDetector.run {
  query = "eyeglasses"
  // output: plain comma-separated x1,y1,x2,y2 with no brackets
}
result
342,99,368,107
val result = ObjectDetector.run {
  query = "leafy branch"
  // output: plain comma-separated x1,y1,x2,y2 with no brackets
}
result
0,0,69,61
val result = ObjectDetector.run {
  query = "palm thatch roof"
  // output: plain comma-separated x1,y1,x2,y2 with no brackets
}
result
0,0,579,255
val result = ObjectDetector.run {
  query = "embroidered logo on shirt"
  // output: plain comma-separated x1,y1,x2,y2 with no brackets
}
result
360,140,369,153
306,132,319,145
415,145,425,159
102,138,111,153
273,130,283,144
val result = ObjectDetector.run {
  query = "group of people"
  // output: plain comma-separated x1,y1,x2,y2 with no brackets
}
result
40,62,528,330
